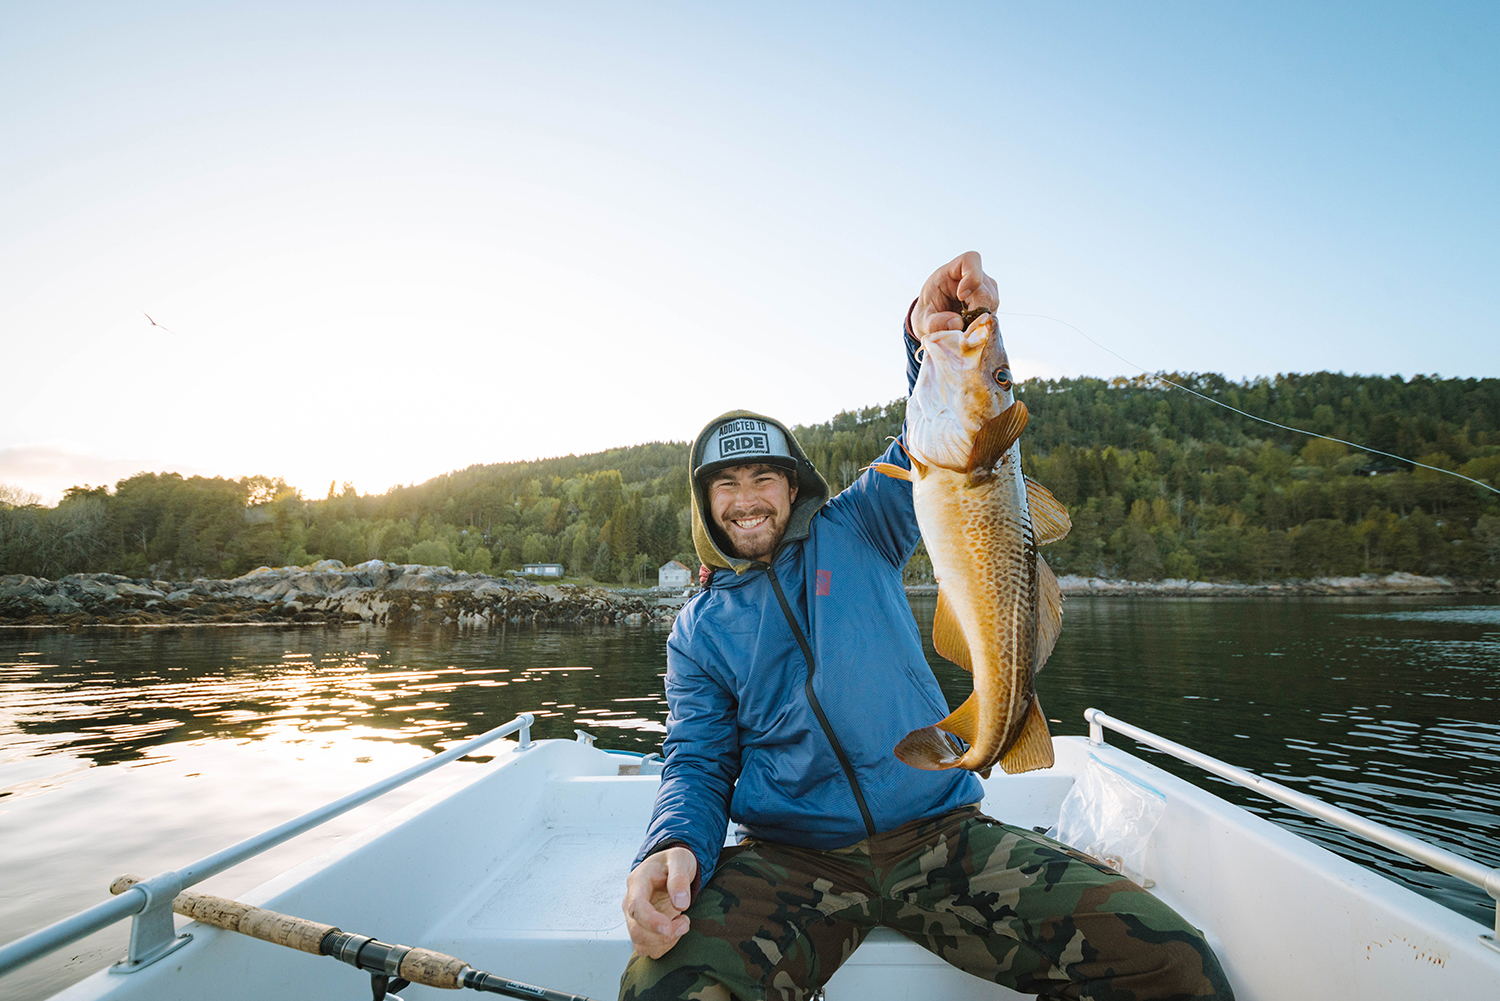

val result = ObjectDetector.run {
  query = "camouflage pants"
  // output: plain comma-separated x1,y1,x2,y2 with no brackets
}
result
620,806,1233,1001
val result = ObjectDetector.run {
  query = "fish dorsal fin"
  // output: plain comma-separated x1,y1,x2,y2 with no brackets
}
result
894,724,965,770
1025,476,1072,544
868,462,912,482
998,697,1055,774
967,401,1029,473
932,588,973,673
936,692,980,745
1035,556,1064,673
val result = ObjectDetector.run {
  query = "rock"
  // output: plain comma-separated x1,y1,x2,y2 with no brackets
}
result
114,582,163,599
0,575,44,600
39,593,83,613
59,575,111,599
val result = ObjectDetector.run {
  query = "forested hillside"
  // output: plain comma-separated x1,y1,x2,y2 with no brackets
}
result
3,372,1498,583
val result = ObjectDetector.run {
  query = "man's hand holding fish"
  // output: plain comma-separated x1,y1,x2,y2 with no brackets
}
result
909,249,999,335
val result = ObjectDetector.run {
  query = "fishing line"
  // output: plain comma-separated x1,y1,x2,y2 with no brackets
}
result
997,311,1500,497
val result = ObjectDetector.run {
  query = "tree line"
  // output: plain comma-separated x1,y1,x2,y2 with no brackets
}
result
2,371,1497,583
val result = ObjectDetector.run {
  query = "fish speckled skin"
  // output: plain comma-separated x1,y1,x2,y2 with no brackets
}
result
879,312,1069,775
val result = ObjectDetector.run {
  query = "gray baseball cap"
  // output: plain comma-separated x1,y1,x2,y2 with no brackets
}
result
693,416,799,480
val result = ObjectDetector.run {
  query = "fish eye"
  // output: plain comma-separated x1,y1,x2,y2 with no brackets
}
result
993,367,1012,389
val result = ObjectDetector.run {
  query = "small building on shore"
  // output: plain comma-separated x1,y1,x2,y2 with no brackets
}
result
522,563,565,579
658,560,691,588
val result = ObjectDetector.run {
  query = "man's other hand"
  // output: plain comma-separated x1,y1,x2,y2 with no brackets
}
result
622,846,698,959
911,251,999,338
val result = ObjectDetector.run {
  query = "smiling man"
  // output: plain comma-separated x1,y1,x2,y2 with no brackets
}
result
706,464,795,561
618,254,1233,1001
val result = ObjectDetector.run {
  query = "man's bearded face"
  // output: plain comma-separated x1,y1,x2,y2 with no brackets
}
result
707,464,797,562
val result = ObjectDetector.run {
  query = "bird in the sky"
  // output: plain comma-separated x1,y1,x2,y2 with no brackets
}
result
142,312,177,335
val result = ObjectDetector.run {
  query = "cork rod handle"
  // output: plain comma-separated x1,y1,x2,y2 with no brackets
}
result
111,873,338,956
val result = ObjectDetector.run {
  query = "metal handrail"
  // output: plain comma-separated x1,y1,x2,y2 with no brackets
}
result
1083,707,1500,948
0,712,535,978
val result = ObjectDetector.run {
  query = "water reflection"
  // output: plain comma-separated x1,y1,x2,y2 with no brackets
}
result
0,624,672,775
1,595,1497,999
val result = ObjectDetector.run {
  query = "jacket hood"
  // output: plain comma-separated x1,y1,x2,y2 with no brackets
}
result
690,410,830,574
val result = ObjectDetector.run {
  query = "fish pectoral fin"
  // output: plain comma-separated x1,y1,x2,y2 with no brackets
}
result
932,589,973,673
998,697,1055,775
1035,556,1064,672
895,725,965,770
868,462,913,482
892,437,929,477
967,401,1029,472
1024,476,1072,544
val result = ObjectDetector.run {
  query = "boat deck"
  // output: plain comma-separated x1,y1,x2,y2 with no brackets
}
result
422,769,1072,1000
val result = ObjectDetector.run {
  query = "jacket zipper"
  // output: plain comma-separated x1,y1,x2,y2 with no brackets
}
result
766,565,877,838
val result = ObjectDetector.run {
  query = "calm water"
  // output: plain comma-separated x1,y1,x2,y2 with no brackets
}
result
2,595,1498,998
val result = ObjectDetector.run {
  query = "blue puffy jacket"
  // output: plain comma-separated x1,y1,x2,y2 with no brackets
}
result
634,325,983,885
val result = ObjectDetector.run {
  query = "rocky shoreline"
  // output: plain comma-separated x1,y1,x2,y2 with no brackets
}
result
907,571,1497,598
2,564,1494,629
0,560,684,629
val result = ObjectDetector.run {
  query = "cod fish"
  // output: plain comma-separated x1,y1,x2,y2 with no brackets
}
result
874,311,1071,775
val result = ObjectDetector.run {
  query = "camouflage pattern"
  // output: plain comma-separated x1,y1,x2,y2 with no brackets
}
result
621,806,1233,1001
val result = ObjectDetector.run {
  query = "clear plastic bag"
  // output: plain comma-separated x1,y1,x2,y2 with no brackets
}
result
1052,754,1166,887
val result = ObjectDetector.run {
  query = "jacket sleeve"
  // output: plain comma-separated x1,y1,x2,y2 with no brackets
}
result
904,297,921,394
633,622,741,889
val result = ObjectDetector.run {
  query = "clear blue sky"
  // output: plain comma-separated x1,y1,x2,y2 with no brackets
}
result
3,2,1496,502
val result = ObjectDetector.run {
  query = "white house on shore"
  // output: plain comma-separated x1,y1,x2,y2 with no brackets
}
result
658,560,691,588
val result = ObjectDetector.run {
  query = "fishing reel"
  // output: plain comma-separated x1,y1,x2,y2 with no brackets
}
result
368,971,410,1001
324,929,598,1001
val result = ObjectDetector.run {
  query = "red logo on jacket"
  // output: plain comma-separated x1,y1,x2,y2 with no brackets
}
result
815,569,832,596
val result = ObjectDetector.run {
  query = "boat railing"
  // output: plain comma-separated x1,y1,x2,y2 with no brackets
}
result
0,712,536,981
1083,707,1500,952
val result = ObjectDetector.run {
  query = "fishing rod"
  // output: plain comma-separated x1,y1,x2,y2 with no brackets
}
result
109,875,599,1001
999,310,1500,497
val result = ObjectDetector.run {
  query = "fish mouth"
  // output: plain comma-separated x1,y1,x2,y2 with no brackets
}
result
920,312,994,360
909,313,1010,470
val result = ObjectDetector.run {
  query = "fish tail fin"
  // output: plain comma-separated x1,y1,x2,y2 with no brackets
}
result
998,697,1055,775
894,726,965,770
867,462,912,482
968,401,1029,472
895,693,979,770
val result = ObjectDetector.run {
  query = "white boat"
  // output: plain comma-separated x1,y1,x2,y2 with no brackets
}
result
4,710,1498,1000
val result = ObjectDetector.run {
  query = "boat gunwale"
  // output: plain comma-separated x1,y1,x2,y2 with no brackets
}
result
1082,706,1500,949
